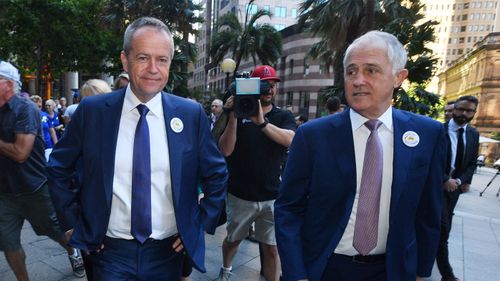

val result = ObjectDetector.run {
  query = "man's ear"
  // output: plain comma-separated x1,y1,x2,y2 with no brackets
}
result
394,69,408,88
120,51,129,73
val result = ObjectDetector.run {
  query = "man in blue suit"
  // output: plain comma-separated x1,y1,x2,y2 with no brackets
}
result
275,31,446,281
47,17,227,280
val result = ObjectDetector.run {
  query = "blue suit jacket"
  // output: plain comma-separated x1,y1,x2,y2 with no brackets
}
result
275,108,446,281
46,89,228,272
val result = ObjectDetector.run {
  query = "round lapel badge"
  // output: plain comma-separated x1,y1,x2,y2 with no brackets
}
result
170,117,184,133
402,131,419,147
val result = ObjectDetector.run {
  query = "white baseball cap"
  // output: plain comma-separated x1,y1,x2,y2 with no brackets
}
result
0,60,22,88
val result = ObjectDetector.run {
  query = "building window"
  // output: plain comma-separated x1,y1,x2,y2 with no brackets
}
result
458,49,464,55
468,36,472,42
462,14,467,20
275,6,286,17
298,92,310,118
459,37,465,43
263,5,269,12
291,8,297,18
469,25,473,31
303,59,310,75
319,63,325,75
480,25,485,31
464,2,470,8
290,59,294,75
245,4,258,14
452,49,456,55
286,91,293,107
461,26,466,32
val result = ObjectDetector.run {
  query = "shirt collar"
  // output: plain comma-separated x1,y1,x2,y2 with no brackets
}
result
123,85,163,117
349,106,393,132
449,119,468,131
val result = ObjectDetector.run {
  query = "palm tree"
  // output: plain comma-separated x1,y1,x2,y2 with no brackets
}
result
210,0,282,76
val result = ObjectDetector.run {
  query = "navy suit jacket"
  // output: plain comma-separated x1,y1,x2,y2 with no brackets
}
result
275,108,446,281
46,89,228,272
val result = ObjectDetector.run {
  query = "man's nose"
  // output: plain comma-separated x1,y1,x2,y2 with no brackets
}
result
353,73,366,86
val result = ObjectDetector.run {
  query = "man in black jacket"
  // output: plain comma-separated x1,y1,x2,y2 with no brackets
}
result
437,95,480,281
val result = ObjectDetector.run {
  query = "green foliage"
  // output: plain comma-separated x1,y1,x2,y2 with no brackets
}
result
0,0,202,97
491,132,500,141
210,0,282,76
0,0,114,77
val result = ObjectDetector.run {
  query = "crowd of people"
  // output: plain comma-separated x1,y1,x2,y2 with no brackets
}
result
0,16,481,281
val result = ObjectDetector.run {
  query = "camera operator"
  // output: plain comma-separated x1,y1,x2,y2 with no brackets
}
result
217,65,295,281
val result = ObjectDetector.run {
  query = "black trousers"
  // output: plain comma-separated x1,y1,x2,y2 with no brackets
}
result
436,189,461,279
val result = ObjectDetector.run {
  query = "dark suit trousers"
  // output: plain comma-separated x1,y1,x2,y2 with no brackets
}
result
90,236,184,281
320,254,386,281
436,189,461,279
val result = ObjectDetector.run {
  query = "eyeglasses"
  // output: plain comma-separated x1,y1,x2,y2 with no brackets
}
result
454,107,476,113
211,105,220,107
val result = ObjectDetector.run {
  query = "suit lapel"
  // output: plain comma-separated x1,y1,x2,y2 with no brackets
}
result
101,90,126,210
331,111,357,192
162,93,182,207
390,109,412,219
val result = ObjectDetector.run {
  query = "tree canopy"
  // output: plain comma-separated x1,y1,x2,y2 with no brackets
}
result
0,0,202,97
299,0,441,117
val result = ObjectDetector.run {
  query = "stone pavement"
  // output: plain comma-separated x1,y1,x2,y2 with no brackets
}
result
1,168,499,281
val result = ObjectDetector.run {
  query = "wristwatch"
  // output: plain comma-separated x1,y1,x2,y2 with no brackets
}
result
258,118,269,129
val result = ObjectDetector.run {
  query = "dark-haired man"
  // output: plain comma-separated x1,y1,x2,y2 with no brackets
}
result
437,95,480,281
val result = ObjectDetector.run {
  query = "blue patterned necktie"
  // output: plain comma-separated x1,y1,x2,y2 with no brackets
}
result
353,119,383,255
131,104,152,243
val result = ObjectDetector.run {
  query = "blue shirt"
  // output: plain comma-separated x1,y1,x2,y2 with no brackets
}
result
0,95,47,194
41,111,55,148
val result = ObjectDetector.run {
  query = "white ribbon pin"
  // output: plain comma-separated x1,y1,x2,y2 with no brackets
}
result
170,117,184,133
402,131,419,147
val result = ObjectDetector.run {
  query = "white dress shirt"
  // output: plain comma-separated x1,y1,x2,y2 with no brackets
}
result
448,119,468,173
334,107,394,255
107,86,177,240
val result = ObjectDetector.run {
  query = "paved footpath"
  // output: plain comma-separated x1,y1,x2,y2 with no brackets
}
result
1,168,499,281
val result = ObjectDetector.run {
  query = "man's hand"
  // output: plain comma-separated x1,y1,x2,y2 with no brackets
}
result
249,100,265,125
444,179,459,192
172,236,184,252
224,95,234,110
416,276,424,281
460,183,470,193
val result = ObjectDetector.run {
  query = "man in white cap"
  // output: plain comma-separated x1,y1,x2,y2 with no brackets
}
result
0,60,85,279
